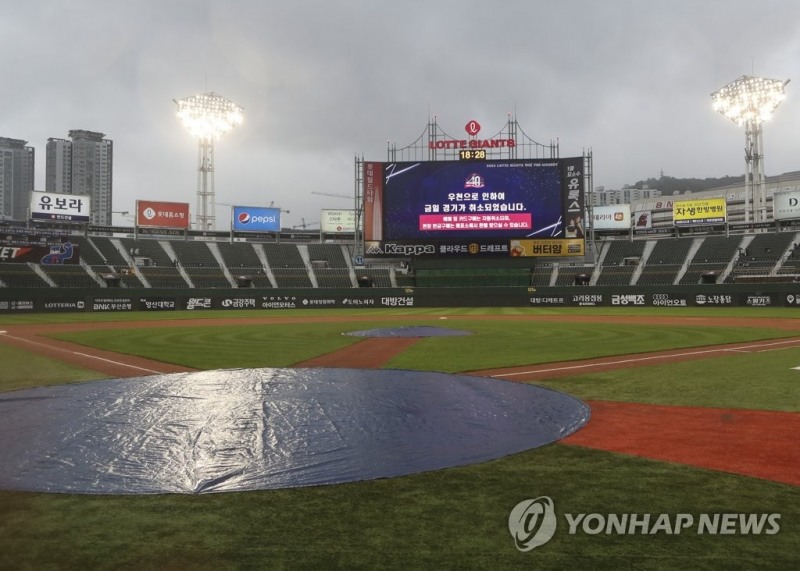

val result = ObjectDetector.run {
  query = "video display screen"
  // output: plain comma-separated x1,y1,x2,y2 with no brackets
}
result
365,158,584,241
362,157,585,257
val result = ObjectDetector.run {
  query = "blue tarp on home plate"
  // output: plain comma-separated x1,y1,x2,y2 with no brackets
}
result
0,368,589,495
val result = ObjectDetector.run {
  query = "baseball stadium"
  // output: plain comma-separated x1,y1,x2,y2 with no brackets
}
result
0,115,798,569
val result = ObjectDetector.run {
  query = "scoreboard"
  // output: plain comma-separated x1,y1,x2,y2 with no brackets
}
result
363,158,585,258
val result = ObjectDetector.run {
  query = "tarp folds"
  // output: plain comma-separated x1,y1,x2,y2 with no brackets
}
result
0,368,588,495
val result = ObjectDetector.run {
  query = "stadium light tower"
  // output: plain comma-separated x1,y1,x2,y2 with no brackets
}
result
174,92,243,231
711,75,789,224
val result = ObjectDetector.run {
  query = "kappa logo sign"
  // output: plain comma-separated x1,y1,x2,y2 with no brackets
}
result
366,242,436,256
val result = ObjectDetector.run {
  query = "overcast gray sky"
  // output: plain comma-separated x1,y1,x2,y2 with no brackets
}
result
3,0,800,229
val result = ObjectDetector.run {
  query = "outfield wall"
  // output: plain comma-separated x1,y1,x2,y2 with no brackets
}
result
2,283,800,313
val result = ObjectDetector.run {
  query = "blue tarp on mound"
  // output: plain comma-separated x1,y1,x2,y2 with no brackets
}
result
344,325,472,337
0,368,589,495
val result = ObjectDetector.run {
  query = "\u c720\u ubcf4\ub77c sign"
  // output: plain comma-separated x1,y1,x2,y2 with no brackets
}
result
30,191,91,223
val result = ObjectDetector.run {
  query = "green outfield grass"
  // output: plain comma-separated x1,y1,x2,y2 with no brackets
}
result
0,307,798,569
39,313,800,373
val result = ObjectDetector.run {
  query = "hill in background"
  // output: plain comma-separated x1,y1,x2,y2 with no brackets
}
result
631,175,745,195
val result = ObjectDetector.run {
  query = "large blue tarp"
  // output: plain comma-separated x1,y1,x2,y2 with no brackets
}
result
0,368,589,495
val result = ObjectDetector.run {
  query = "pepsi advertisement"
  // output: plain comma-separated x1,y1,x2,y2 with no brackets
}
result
232,206,281,232
378,158,583,241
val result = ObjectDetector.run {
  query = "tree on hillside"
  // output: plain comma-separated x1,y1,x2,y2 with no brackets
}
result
632,175,745,195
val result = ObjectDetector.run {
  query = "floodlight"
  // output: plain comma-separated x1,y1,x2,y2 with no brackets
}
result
175,92,244,231
711,76,787,126
711,76,789,223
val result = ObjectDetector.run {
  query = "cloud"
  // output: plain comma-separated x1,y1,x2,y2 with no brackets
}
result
3,0,800,227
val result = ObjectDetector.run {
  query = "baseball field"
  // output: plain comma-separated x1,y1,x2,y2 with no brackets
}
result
0,306,797,569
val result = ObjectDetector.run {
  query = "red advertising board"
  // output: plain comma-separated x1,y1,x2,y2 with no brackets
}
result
363,161,383,241
136,200,190,229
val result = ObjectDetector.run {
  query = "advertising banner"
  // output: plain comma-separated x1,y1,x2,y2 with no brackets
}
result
136,200,190,229
363,161,383,241
231,206,281,232
364,239,511,258
0,242,79,264
633,210,653,230
673,198,726,226
30,191,91,223
593,204,631,230
773,189,800,221
321,209,356,233
510,238,585,257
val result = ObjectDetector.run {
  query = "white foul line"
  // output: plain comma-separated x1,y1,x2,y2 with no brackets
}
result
492,338,800,378
0,332,164,374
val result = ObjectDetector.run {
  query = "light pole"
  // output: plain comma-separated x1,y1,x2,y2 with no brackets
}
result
175,92,243,231
711,75,789,224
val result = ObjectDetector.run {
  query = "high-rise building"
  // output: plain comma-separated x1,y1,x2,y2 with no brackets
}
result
0,137,35,222
46,130,113,224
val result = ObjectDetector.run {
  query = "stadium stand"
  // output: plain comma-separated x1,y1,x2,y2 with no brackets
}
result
167,240,232,288
357,267,393,288
99,265,145,288
262,243,306,268
87,236,131,267
313,268,353,288
553,265,592,286
0,264,51,288
68,236,106,266
215,242,273,287
728,231,796,282
39,264,100,288
307,243,349,268
137,266,190,288
168,240,220,267
260,243,314,287
679,235,743,285
216,242,265,269
776,235,800,277
600,240,646,266
307,243,354,287
595,265,637,286
270,267,314,288
636,238,694,285
182,266,233,288
241,269,274,288
530,264,554,286
118,237,174,267
12,227,800,292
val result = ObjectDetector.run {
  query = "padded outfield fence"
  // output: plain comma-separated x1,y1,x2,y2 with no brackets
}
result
3,283,800,313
